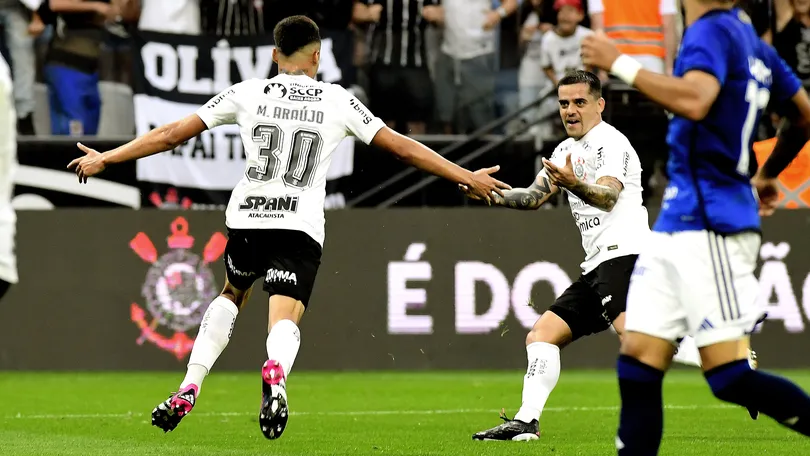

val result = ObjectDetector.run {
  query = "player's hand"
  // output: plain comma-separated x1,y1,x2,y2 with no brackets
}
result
67,142,107,184
581,31,621,72
461,166,511,205
751,172,780,217
542,154,578,189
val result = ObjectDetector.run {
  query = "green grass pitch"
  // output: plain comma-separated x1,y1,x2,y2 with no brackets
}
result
1,370,809,455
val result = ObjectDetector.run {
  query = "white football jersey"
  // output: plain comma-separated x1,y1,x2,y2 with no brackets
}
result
544,121,649,274
0,52,17,284
196,74,386,246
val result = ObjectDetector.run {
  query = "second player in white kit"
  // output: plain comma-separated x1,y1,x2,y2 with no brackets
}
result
466,70,729,442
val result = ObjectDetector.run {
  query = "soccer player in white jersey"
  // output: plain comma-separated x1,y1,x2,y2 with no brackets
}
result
0,52,18,303
67,15,510,440
466,70,749,442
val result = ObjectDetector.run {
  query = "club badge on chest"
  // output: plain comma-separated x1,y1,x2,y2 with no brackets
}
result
573,155,587,181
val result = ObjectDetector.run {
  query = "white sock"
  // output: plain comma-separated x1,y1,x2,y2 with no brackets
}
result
514,342,561,424
266,319,301,378
672,335,702,367
180,296,239,392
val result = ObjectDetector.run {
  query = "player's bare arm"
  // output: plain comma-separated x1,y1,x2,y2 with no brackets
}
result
761,88,810,178
371,127,511,203
753,88,810,215
542,152,623,211
568,176,622,212
581,32,721,121
67,114,207,183
490,173,559,210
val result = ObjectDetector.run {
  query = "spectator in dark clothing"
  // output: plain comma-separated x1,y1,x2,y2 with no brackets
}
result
200,0,353,37
355,0,438,134
738,0,776,40
198,0,357,85
200,0,302,36
774,0,810,87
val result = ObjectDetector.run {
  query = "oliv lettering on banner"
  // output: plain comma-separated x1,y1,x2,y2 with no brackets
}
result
141,38,342,96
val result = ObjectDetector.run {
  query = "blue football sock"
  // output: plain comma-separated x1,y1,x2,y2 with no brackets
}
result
705,360,810,436
616,354,665,455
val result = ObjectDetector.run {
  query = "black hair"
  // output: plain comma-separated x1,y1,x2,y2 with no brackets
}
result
557,70,602,99
273,15,321,57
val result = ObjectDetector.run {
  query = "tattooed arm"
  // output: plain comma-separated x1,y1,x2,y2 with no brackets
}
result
567,176,623,212
542,151,626,212
491,172,559,210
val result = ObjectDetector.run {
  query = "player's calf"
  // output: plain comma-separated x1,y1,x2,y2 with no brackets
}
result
615,332,675,455
705,360,810,436
514,312,570,424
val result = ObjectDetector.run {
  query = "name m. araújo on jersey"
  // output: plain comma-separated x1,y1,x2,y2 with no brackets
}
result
256,105,326,125
239,195,299,219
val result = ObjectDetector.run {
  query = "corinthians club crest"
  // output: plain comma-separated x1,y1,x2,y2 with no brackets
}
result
573,155,587,180
129,217,226,360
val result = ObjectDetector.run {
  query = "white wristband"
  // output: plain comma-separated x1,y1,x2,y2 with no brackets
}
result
497,6,507,18
610,54,643,86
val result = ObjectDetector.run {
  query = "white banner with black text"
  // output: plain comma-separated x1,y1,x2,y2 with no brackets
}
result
132,30,356,210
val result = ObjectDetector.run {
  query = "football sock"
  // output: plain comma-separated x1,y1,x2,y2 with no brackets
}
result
705,360,810,436
266,319,301,379
180,296,239,393
616,354,665,455
514,342,561,423
672,335,701,367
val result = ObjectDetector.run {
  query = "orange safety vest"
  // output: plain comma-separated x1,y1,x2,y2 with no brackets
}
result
602,0,666,58
753,137,810,208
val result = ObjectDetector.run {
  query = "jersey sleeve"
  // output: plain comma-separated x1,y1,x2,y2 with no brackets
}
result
764,44,802,105
539,32,552,68
659,0,677,15
676,22,731,85
587,0,604,14
339,87,386,145
539,146,573,183
196,81,248,129
548,144,569,167
594,142,630,185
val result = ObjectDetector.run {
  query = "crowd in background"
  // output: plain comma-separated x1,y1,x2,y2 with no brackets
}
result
0,0,800,136
0,0,681,139
0,0,807,201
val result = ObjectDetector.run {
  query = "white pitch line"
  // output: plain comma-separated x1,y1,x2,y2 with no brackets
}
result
4,404,735,420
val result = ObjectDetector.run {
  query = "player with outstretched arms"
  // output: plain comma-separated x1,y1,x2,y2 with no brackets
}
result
465,70,741,442
67,15,510,440
581,1,810,453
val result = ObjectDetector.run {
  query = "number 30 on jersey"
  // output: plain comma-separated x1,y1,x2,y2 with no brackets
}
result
247,123,324,189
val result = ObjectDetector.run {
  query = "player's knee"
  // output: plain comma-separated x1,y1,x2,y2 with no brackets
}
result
220,284,250,309
618,332,645,358
526,313,572,347
704,360,753,405
526,330,546,346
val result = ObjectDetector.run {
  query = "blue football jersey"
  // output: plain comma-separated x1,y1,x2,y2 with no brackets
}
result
654,8,802,234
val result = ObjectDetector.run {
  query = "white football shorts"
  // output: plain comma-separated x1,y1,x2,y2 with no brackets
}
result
624,230,764,348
